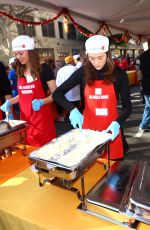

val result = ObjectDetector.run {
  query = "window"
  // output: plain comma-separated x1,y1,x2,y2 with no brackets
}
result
67,23,77,40
58,21,64,39
41,21,55,37
36,48,55,59
17,16,35,37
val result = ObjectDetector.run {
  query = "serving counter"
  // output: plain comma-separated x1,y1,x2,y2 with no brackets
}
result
0,157,149,230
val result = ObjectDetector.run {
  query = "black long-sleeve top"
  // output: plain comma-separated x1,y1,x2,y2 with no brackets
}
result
140,49,150,94
0,61,12,103
52,65,132,126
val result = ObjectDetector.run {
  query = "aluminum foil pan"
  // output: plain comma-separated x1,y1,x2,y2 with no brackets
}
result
29,129,111,170
0,120,27,137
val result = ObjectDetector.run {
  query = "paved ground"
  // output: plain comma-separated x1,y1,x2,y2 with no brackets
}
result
123,85,150,160
55,84,150,161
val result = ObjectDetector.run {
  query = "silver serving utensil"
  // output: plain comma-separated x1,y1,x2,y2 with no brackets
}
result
5,111,9,123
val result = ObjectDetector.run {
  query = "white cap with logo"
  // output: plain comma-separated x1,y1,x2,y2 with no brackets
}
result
85,35,109,54
73,54,80,60
12,35,34,52
9,57,16,65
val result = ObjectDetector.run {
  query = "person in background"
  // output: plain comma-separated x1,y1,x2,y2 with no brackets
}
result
53,60,62,79
1,35,57,147
134,49,145,105
73,54,82,69
0,61,13,120
8,57,18,97
126,54,131,69
53,35,132,160
135,50,144,82
135,38,150,137
8,57,20,118
42,57,56,77
56,55,81,120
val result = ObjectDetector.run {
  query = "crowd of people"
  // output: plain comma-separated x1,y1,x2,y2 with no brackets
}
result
0,34,149,160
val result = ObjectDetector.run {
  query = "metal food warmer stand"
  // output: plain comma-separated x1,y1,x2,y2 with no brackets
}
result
29,129,150,229
0,120,27,158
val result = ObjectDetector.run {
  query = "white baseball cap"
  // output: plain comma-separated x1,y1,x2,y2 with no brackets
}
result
73,54,80,60
85,35,109,54
9,57,16,65
12,35,34,52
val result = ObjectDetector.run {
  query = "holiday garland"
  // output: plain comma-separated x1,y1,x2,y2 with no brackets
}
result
0,7,141,44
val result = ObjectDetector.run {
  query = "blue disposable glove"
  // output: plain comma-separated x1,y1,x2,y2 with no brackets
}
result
0,100,11,113
102,121,120,141
7,112,14,120
69,108,84,129
32,99,44,111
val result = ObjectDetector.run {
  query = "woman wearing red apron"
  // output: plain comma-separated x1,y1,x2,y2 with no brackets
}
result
1,35,56,147
53,35,132,160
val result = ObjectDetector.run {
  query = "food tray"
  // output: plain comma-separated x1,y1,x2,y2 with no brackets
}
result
86,160,150,226
86,161,138,211
29,129,111,170
0,120,27,137
125,161,150,224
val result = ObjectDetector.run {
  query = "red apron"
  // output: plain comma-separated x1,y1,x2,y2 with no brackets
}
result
83,80,123,160
18,77,56,147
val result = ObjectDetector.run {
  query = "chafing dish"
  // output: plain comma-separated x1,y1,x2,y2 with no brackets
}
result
29,129,150,229
84,160,150,229
120,160,150,225
29,129,111,187
0,120,27,157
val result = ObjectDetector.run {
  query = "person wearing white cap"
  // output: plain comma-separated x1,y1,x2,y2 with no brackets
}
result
8,57,20,118
8,57,17,97
53,35,132,160
73,54,82,69
1,35,57,147
56,55,81,120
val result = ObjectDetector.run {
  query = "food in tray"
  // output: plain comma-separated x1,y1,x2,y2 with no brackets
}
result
30,129,111,167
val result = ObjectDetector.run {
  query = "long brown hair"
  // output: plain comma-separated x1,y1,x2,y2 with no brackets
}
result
83,52,115,86
16,50,41,79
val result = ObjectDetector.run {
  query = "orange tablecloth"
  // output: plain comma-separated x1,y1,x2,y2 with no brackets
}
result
0,162,149,230
0,145,36,185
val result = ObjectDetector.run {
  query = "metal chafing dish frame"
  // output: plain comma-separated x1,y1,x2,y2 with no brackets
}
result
77,160,150,229
29,131,111,206
29,127,150,229
0,120,27,157
30,141,110,184
119,161,150,225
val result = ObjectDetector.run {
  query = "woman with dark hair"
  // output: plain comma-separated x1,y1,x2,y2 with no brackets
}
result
53,35,132,160
1,35,57,147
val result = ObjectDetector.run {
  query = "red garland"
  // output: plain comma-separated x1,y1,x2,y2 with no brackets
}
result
0,8,132,43
0,9,64,25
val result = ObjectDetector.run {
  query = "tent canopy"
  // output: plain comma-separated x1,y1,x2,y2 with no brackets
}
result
4,0,150,39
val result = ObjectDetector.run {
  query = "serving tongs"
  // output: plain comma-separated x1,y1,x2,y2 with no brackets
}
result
5,111,10,122
5,112,15,126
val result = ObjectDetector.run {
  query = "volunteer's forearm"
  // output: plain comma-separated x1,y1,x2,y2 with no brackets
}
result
9,95,19,105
